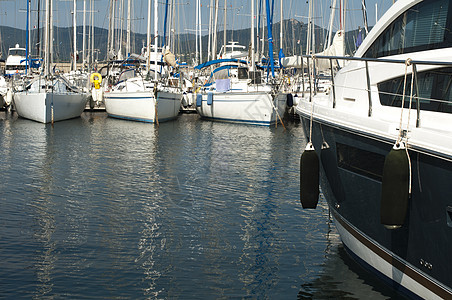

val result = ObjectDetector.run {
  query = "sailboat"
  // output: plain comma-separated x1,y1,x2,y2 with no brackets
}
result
281,0,345,100
194,0,287,126
0,75,11,110
13,0,88,123
103,0,182,123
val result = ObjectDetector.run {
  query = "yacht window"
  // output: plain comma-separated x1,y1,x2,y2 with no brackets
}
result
117,69,137,82
336,143,385,182
364,0,452,58
214,69,229,80
6,65,26,70
238,67,248,80
378,67,452,113
8,49,26,56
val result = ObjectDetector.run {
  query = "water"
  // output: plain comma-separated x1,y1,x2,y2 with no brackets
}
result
0,111,403,299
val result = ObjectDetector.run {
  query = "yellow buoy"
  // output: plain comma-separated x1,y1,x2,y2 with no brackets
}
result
90,73,102,90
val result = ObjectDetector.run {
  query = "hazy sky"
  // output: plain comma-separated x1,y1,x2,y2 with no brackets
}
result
0,0,393,34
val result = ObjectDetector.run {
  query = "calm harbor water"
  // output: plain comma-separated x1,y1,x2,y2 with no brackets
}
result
0,111,403,299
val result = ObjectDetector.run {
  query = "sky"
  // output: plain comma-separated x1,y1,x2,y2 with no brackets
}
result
0,0,393,35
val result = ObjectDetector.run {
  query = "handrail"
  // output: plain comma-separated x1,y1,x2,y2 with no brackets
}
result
300,54,452,67
300,54,452,128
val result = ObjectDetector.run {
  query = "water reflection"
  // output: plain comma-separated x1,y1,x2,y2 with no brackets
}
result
0,112,404,298
297,201,407,300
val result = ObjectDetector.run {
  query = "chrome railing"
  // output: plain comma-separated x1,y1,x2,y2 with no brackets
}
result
301,55,452,128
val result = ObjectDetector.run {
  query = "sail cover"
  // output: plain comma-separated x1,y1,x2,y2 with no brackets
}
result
281,30,344,70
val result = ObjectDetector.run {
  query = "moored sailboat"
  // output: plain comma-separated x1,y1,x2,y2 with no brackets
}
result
103,0,182,123
13,0,88,123
194,0,287,126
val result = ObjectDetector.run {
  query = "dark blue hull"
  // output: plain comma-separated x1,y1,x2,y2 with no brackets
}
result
299,114,452,299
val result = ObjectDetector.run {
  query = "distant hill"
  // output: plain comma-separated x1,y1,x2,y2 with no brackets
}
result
0,20,365,64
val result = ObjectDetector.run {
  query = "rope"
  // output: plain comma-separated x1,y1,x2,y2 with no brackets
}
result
396,58,411,145
398,58,414,195
405,60,415,195
308,55,315,144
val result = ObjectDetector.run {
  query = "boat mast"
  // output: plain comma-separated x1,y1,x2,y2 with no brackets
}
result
26,0,30,75
212,0,219,60
91,0,95,68
361,0,369,34
116,0,124,60
108,0,116,59
73,0,77,71
207,0,213,61
146,0,151,71
279,0,283,74
306,0,314,55
250,0,255,71
83,0,86,69
256,0,260,62
50,0,54,66
37,0,41,58
169,0,174,50
223,0,227,53
126,0,131,57
195,0,199,64
154,0,158,81
44,0,51,76
198,0,202,63
326,0,337,49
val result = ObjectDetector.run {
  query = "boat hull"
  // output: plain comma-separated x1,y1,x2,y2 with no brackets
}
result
196,91,286,126
13,92,87,123
104,90,182,123
298,113,452,299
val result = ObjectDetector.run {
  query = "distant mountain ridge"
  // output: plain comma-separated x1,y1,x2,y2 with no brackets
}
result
0,20,364,64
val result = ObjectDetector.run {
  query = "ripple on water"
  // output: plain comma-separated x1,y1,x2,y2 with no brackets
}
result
0,112,404,299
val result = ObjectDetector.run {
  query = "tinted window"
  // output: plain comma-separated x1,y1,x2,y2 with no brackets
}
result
364,0,452,58
378,67,452,113
336,143,385,182
237,67,248,80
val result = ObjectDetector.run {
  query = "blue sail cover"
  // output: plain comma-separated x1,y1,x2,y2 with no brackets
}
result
162,0,169,48
266,0,275,77
356,29,363,48
194,58,247,70
278,48,285,67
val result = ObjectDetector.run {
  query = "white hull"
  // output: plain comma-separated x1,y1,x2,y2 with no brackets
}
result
104,90,182,123
13,92,87,123
196,91,286,126
332,211,449,299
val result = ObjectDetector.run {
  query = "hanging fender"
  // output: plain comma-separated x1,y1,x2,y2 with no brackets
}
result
380,142,411,229
300,142,320,209
286,93,294,108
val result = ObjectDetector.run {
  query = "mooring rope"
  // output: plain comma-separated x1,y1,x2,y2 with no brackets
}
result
308,55,315,144
398,58,414,194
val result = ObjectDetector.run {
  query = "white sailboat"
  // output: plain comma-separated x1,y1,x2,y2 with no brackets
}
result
103,0,182,123
195,0,287,126
0,75,12,110
13,0,88,123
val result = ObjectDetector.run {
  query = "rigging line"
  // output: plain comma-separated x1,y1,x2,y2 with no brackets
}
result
405,59,415,194
308,55,315,143
397,58,411,145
